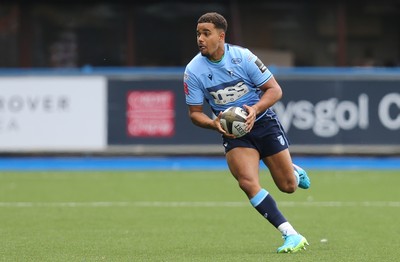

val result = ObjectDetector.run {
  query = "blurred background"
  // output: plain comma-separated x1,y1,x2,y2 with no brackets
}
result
1,1,400,68
0,0,399,156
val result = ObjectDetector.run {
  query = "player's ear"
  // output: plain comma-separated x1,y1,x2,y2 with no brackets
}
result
219,31,225,40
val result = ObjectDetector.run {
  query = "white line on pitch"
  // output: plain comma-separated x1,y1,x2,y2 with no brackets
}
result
0,201,399,208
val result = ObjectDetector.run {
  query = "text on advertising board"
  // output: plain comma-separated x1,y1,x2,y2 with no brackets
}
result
273,93,400,138
126,91,175,137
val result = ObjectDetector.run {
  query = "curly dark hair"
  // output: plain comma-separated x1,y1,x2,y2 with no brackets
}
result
197,12,228,32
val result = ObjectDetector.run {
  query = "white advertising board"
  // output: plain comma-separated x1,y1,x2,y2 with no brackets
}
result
0,76,107,151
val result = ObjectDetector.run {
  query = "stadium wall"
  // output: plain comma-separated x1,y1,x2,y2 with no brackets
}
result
0,67,399,156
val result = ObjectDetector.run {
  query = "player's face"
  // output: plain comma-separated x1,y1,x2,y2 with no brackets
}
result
196,23,225,61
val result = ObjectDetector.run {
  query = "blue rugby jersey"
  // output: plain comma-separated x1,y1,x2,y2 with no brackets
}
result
183,43,275,120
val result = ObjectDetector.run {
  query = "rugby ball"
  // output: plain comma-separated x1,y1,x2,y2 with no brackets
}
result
220,106,249,138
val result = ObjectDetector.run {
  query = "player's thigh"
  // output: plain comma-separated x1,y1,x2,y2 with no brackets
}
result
262,149,297,191
226,147,260,182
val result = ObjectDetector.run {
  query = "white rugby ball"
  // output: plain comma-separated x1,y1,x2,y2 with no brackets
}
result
220,106,249,138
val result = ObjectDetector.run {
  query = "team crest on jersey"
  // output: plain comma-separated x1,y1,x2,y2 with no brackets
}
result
277,135,285,146
231,58,242,64
208,74,213,80
255,58,267,73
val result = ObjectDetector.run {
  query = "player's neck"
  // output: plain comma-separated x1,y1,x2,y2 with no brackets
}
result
208,47,225,63
209,53,224,63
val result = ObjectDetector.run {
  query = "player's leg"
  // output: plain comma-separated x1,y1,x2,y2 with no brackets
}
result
253,115,310,191
261,150,309,253
262,149,310,192
225,147,290,239
225,147,262,198
262,149,297,193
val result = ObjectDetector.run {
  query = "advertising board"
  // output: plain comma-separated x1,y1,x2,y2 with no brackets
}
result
275,78,400,145
0,76,107,151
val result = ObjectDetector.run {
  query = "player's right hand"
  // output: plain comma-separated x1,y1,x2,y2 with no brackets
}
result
215,112,236,138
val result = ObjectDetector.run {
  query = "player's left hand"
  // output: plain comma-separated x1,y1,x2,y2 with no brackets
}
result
243,104,256,132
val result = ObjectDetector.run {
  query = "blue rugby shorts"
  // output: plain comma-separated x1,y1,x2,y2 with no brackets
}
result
222,115,290,159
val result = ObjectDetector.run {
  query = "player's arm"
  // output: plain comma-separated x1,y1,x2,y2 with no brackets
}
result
243,76,283,130
241,50,283,131
251,76,282,115
188,105,228,135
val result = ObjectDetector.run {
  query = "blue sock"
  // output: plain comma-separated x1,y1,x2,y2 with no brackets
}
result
250,189,287,228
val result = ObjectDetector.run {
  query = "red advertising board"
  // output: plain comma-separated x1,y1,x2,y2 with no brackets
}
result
126,91,175,137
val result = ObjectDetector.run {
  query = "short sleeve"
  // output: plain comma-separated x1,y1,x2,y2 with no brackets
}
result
244,50,272,87
183,68,204,105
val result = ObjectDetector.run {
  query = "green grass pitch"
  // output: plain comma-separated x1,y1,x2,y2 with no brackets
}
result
0,169,399,261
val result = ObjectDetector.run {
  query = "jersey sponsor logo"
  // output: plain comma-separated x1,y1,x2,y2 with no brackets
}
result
183,82,189,95
255,58,267,73
231,58,242,64
208,81,249,105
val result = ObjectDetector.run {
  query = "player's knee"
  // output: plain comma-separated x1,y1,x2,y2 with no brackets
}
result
237,179,259,197
278,180,297,194
238,179,252,192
